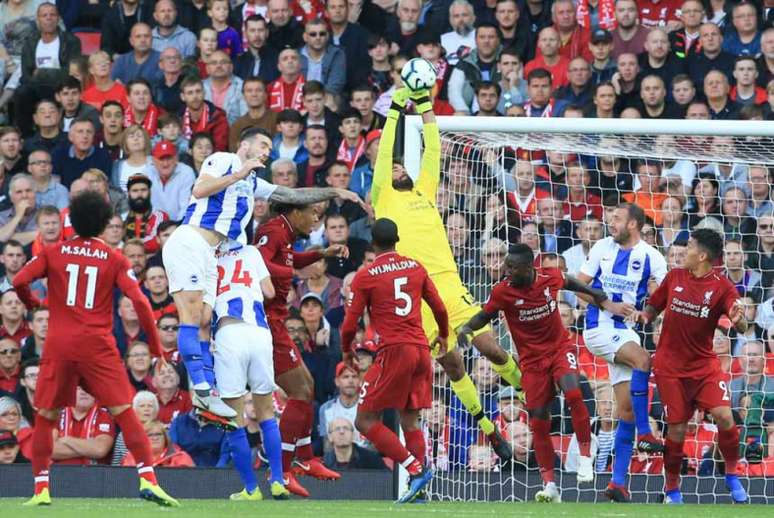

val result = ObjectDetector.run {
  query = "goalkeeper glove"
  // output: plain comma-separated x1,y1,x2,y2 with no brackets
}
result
410,88,433,115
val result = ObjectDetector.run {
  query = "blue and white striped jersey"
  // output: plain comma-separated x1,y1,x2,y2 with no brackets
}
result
580,236,667,330
182,152,277,244
213,244,270,330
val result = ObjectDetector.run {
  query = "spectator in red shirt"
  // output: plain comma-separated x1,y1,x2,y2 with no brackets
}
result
153,361,192,424
53,387,116,465
144,265,176,321
564,163,603,221
179,76,229,152
122,419,195,467
125,341,154,394
124,175,170,254
638,0,681,31
157,313,180,362
525,28,570,88
268,47,306,112
549,0,592,62
0,339,21,393
0,290,31,345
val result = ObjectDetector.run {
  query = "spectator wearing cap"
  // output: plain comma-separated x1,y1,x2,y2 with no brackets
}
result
266,0,304,50
670,0,704,60
350,130,380,199
524,28,570,90
268,47,306,112
51,118,112,188
610,0,648,58
638,29,685,90
386,0,423,55
326,0,371,89
352,325,377,374
547,0,592,63
350,84,386,134
449,23,503,114
270,109,308,164
302,81,341,144
300,18,347,99
151,0,197,58
146,140,196,220
687,23,736,88
124,175,170,254
323,417,386,470
297,124,333,187
324,213,367,277
441,0,477,66
0,428,27,464
28,149,67,210
179,76,229,152
203,49,248,126
298,292,339,404
318,362,365,451
588,29,616,83
703,70,740,120
53,386,116,465
101,0,155,58
112,23,163,86
723,2,760,57
228,78,278,152
553,57,593,115
235,15,279,83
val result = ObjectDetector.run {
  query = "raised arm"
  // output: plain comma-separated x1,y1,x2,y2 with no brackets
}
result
413,90,441,199
192,157,263,199
372,88,411,206
270,185,361,205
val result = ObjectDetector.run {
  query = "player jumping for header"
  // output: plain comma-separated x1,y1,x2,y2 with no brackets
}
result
341,218,449,504
459,243,626,502
371,86,522,461
163,127,360,426
14,191,178,507
631,229,749,504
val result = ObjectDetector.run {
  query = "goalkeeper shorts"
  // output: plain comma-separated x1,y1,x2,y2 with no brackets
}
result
421,272,490,357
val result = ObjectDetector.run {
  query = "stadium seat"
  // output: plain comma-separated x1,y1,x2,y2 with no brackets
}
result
73,29,101,56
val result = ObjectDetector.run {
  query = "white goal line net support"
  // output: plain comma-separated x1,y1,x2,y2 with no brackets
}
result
403,116,774,503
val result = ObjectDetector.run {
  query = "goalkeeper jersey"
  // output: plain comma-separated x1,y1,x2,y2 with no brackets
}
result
371,114,458,277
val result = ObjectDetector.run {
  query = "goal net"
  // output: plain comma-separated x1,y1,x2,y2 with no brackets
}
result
405,117,774,504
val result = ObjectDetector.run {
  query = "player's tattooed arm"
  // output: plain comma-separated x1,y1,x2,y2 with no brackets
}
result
458,310,497,347
270,186,364,206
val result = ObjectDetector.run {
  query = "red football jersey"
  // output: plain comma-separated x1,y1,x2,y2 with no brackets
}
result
12,237,162,356
483,268,569,369
341,251,448,351
650,268,738,379
255,216,323,320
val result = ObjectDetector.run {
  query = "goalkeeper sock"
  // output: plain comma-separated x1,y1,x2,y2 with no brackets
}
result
491,355,521,389
31,413,56,493
664,438,683,492
531,417,555,483
178,323,208,389
564,388,592,457
228,428,258,494
260,418,284,485
717,426,740,474
363,422,421,475
295,402,314,461
630,369,652,435
612,419,635,486
280,399,307,472
200,340,216,387
113,407,158,485
404,429,426,466
450,374,494,435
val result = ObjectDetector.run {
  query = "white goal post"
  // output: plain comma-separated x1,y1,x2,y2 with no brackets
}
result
402,115,774,504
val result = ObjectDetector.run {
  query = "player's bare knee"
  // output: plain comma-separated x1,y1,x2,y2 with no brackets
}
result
355,413,374,434
667,423,687,443
710,408,735,430
437,350,465,381
471,333,506,364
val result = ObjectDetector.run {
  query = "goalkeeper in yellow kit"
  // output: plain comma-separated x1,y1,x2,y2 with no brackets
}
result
370,86,522,460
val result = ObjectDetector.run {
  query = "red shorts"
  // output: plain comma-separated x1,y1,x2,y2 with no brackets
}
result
269,318,302,377
36,347,133,409
521,347,579,410
655,371,731,424
358,345,432,413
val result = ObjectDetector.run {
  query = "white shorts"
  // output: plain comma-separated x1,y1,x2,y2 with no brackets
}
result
582,327,641,386
214,322,276,398
163,225,219,307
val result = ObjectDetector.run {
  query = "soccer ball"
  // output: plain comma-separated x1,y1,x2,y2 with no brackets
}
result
400,58,437,92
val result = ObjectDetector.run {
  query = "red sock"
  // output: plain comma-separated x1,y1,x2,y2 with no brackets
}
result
113,408,158,485
664,438,683,491
295,401,315,461
363,422,421,475
718,426,740,475
404,429,426,466
531,417,556,483
564,388,592,457
31,413,56,494
280,399,308,471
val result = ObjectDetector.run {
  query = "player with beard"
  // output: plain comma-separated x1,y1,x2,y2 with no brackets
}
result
371,87,522,462
124,175,169,254
255,204,348,496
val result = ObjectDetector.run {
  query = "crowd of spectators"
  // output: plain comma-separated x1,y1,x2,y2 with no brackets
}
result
0,0,771,492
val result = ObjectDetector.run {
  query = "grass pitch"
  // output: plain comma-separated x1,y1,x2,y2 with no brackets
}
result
0,499,771,518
